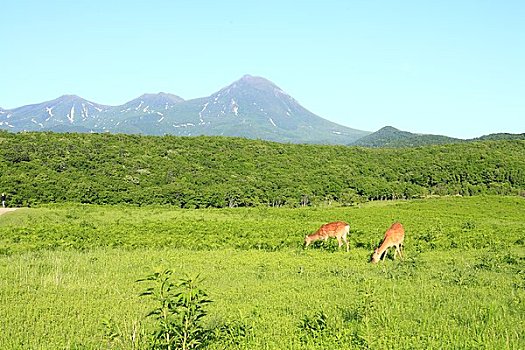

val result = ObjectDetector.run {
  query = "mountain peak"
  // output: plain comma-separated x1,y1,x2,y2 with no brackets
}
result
136,92,184,103
240,74,255,80
233,74,280,91
378,126,401,133
238,74,269,83
56,94,83,102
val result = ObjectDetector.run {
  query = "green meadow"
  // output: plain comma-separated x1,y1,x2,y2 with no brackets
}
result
0,196,524,349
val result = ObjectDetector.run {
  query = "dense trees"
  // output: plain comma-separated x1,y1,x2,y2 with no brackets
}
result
0,131,524,207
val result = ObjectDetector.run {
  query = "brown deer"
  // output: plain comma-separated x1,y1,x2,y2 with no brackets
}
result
304,221,350,252
370,222,405,263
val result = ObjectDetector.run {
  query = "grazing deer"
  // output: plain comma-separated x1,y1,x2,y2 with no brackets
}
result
370,222,405,263
304,221,350,252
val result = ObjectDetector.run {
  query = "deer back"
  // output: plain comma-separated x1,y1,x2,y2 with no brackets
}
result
382,222,405,246
314,221,349,238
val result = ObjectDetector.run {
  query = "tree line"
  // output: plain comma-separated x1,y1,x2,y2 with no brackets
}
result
0,131,524,207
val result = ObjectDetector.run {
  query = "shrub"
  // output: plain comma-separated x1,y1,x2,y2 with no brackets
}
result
137,270,211,350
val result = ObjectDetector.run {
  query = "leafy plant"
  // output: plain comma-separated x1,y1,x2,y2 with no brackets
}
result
137,270,211,350
299,310,328,341
208,319,253,346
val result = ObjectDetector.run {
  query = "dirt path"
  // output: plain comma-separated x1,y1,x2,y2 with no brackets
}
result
0,208,18,216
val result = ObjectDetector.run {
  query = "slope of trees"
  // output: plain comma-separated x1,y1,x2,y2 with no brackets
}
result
351,126,464,147
0,131,524,207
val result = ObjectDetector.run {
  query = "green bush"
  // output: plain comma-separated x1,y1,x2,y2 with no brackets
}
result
137,270,211,350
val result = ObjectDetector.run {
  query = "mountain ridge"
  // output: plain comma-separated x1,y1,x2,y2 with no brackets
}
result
0,75,369,144
1,77,523,145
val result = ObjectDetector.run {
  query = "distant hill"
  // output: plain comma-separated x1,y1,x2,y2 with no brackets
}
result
352,126,525,147
474,133,525,141
352,126,463,147
0,75,369,145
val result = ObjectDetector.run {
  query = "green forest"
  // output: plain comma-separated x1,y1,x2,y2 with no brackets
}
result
1,131,524,207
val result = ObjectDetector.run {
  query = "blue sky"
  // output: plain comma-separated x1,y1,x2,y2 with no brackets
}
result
2,0,524,138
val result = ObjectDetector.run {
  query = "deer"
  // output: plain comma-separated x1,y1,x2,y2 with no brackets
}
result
370,222,405,263
304,221,350,252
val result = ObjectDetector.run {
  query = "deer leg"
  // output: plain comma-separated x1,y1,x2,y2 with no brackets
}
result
394,245,403,260
337,237,343,250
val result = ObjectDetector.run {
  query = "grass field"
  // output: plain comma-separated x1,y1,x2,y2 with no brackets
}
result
0,196,524,349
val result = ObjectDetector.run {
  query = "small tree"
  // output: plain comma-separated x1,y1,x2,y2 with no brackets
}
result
137,270,211,350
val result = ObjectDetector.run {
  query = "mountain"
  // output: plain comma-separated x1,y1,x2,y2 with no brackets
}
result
352,126,463,147
139,75,369,143
109,75,369,143
0,75,369,144
0,95,109,132
114,93,185,120
89,92,186,134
